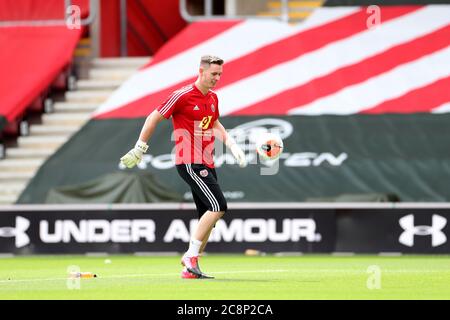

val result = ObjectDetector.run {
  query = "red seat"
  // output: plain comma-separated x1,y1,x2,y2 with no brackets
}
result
0,26,82,136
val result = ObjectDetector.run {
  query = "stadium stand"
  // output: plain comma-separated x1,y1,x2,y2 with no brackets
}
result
0,1,150,204
15,4,450,205
0,0,189,204
0,0,90,21
0,1,86,204
0,26,82,134
257,1,325,22
0,51,149,204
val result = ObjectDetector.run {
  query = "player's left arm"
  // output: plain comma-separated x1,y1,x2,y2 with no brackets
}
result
213,120,247,168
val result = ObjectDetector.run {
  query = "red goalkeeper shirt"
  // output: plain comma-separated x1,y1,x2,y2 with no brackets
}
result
157,84,219,168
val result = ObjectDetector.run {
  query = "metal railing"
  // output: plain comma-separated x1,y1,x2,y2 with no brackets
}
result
180,0,290,23
0,0,97,27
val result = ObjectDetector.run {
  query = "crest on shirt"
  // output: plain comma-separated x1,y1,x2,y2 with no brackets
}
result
210,104,215,112
199,169,209,177
193,105,200,111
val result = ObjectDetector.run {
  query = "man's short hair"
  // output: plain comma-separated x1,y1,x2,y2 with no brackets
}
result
200,55,224,68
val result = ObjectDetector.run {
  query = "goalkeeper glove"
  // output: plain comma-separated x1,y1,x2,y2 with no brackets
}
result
227,137,247,168
120,140,148,168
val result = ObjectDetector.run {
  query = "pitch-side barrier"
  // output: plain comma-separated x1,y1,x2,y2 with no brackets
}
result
0,203,449,254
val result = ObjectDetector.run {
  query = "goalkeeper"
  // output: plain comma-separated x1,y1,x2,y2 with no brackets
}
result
120,55,247,279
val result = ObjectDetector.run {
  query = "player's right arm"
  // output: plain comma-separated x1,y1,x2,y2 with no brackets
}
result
120,87,186,169
120,110,165,168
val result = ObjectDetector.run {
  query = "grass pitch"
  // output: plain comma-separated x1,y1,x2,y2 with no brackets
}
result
0,254,449,300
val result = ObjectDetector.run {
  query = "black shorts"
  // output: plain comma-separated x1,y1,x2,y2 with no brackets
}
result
176,163,227,218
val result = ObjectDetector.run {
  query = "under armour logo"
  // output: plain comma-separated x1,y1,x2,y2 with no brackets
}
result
0,216,30,248
399,214,447,247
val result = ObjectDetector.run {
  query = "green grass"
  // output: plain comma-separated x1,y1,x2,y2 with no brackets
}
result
0,254,449,299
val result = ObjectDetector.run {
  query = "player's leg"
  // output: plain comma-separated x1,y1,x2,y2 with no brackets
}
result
176,165,208,277
200,227,213,255
176,164,227,277
185,167,226,277
192,191,212,255
190,192,215,278
191,210,223,244
187,165,226,251
199,167,222,254
180,187,206,279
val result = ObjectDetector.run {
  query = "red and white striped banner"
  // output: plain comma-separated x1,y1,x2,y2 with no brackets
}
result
94,6,450,119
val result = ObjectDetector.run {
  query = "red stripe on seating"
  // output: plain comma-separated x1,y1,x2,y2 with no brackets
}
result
140,20,243,69
232,23,449,116
361,75,450,114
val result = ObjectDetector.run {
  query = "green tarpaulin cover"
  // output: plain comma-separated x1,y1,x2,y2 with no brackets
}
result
45,171,183,204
